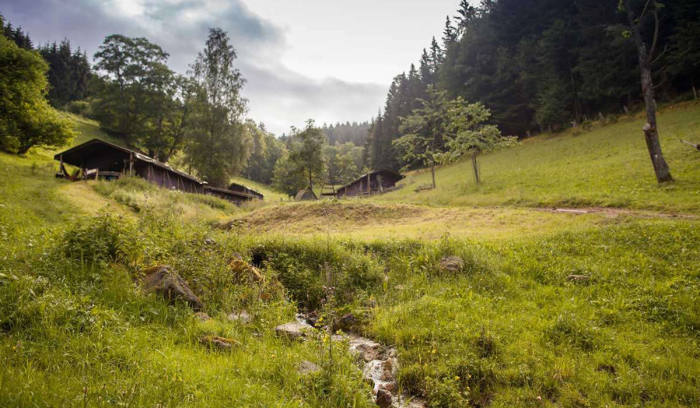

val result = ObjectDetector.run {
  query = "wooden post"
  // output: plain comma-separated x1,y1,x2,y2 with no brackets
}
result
59,155,63,174
129,153,134,177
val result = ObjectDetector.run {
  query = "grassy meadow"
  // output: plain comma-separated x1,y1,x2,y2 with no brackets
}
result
1,108,700,407
376,101,700,213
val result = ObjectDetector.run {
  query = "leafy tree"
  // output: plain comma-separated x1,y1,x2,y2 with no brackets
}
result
244,121,286,184
272,155,308,197
336,153,359,185
445,98,516,183
393,86,451,188
92,35,173,150
0,36,74,154
185,28,251,187
325,142,361,186
287,120,326,192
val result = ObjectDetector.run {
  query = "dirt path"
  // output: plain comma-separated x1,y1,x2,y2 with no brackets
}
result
540,206,700,220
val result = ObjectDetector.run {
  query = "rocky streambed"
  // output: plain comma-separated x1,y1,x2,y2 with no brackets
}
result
275,315,426,408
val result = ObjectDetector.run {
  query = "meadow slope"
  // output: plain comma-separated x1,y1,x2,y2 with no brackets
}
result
1,108,700,407
373,101,700,213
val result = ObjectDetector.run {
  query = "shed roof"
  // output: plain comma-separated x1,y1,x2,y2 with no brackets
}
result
228,182,264,199
205,185,260,200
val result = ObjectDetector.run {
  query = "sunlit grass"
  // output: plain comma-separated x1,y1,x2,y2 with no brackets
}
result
375,101,700,213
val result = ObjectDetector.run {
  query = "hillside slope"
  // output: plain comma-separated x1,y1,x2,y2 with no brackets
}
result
2,108,700,408
374,102,700,213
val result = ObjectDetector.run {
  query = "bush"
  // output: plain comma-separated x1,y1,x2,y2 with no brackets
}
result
65,100,91,116
61,213,143,266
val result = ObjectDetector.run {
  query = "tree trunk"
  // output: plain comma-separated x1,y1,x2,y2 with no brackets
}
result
625,0,673,184
692,79,698,100
309,170,314,196
430,162,436,189
471,153,481,184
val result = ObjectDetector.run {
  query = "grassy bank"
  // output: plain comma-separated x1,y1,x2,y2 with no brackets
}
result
375,101,700,213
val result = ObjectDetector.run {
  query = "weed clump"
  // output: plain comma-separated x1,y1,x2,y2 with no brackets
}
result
61,213,143,266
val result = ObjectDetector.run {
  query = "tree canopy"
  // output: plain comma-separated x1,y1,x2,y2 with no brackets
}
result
0,36,74,154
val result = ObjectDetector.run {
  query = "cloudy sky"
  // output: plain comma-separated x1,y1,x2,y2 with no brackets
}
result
2,0,457,134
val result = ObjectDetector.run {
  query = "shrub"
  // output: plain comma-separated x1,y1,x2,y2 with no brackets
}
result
66,100,91,116
61,213,143,266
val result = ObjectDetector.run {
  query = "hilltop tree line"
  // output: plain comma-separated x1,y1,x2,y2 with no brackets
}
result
367,0,700,173
321,121,370,146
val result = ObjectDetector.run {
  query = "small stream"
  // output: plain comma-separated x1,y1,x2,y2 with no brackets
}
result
294,314,426,408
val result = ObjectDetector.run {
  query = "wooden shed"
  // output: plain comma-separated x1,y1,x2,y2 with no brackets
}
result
54,139,204,193
228,182,264,200
295,188,318,201
336,169,404,198
204,185,262,205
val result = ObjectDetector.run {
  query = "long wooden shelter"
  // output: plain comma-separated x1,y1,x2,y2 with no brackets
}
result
54,139,262,204
335,169,404,198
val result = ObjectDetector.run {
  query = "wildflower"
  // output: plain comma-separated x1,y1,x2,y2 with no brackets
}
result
454,376,460,381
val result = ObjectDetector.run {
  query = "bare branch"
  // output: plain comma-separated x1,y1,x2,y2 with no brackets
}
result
651,43,669,65
648,6,661,60
638,0,653,27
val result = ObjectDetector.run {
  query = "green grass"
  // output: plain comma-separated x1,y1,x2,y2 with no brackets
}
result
368,222,700,407
375,101,700,213
2,108,700,407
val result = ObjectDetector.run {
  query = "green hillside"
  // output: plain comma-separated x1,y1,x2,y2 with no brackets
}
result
375,102,700,213
2,108,700,407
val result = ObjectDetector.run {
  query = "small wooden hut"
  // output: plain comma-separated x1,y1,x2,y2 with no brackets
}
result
336,169,404,198
295,188,318,201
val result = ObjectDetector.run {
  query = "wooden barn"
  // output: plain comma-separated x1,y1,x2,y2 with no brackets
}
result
336,169,404,198
54,139,263,205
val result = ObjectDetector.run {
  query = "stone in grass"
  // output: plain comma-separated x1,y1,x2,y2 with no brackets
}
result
200,336,237,351
375,388,393,408
297,360,321,375
194,312,211,322
274,322,314,340
334,313,357,332
140,266,204,311
228,310,252,323
567,274,591,283
439,256,464,273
